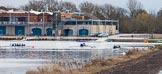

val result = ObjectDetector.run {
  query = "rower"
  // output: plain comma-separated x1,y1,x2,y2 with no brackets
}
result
80,44,84,47
80,43,86,47
11,43,15,47
113,45,121,49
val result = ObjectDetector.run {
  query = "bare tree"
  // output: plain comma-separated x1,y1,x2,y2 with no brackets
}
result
0,6,18,10
127,0,143,18
58,1,78,12
20,0,59,11
102,4,116,19
20,0,78,12
20,0,44,11
79,2,96,13
79,2,105,19
43,0,59,11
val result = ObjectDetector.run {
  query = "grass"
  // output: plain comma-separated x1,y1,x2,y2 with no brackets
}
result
26,47,159,74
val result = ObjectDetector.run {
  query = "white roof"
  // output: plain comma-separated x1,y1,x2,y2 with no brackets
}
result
7,10,28,13
0,9,83,16
29,10,53,15
44,12,53,15
0,9,7,13
0,9,53,15
29,10,42,15
15,10,27,13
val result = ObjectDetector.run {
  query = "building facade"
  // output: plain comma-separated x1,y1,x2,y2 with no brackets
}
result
62,20,118,36
0,9,119,36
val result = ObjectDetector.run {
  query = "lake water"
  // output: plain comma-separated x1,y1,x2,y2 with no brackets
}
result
0,41,130,74
0,49,117,74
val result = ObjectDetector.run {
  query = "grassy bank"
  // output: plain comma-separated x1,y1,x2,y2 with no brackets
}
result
26,47,159,74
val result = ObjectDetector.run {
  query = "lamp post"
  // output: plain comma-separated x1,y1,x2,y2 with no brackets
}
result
9,11,11,25
91,20,93,34
52,11,61,39
117,20,119,34
43,10,45,36
28,11,30,36
111,21,113,35
105,20,107,33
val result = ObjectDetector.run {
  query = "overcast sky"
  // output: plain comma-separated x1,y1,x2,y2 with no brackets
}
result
0,0,162,12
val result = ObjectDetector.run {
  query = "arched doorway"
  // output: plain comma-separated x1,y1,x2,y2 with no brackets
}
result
79,29,89,36
64,29,73,36
32,28,42,36
46,28,52,36
0,26,6,35
15,26,25,36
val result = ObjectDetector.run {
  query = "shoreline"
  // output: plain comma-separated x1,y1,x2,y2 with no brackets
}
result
26,47,160,74
95,48,162,74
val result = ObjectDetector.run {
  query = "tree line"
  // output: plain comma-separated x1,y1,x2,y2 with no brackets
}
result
1,0,162,34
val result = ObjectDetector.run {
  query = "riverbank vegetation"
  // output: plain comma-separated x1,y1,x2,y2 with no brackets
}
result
26,47,159,74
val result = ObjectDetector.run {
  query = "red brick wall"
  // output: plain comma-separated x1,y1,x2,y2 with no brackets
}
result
0,12,85,22
0,13,52,22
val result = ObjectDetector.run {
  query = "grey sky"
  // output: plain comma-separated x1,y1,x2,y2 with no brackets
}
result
0,0,162,12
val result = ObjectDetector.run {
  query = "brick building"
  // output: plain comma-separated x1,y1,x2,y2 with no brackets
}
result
0,9,119,36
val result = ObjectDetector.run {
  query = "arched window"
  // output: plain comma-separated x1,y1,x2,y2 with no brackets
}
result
64,29,73,36
32,28,42,36
46,28,52,36
79,29,89,36
0,26,6,35
15,26,25,36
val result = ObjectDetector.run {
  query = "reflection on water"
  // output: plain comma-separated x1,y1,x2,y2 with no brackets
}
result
0,50,92,59
0,62,46,74
0,47,128,74
0,49,114,74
